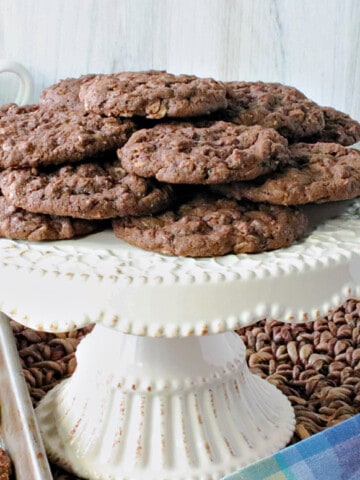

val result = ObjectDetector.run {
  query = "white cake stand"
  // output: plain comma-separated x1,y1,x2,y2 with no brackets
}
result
1,199,360,480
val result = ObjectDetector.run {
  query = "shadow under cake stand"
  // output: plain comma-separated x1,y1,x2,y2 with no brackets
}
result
1,199,360,480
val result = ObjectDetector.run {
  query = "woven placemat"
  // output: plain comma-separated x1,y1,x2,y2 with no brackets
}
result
10,298,360,479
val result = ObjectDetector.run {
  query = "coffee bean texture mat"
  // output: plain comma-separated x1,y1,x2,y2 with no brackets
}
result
8,299,360,479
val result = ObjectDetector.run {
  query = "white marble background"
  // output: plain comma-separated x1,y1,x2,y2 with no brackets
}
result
0,0,359,120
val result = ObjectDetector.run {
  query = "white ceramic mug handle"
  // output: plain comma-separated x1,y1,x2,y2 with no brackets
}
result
0,60,33,105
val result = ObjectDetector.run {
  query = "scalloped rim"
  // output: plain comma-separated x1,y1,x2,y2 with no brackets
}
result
0,199,360,335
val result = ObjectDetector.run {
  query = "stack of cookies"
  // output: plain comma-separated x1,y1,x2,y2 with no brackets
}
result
0,70,360,257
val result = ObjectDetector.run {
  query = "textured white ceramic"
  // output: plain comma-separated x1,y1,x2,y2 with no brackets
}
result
0,199,360,336
36,325,295,480
1,198,360,479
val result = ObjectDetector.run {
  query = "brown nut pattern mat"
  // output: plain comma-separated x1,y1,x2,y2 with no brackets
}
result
5,298,360,479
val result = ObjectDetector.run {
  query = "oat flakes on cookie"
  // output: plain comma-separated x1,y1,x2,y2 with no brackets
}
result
213,142,360,205
0,107,134,169
79,70,228,119
0,158,174,219
39,74,96,110
221,81,325,141
112,192,308,257
0,194,101,241
119,121,290,184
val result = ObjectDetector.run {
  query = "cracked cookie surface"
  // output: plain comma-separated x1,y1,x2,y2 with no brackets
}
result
79,70,227,119
119,121,290,184
213,142,360,205
0,102,38,118
112,192,308,257
0,107,134,169
0,159,174,219
302,107,360,146
0,195,101,241
39,74,96,110
221,81,325,141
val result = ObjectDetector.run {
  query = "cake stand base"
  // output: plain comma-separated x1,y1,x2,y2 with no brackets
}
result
36,324,295,480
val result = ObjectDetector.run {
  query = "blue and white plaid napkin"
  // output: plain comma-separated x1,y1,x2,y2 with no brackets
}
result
223,414,360,480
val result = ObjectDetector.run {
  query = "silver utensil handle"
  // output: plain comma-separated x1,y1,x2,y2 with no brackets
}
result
0,312,53,480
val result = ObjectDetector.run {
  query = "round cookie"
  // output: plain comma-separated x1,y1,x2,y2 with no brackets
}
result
302,107,360,146
213,142,360,205
39,74,96,110
221,81,325,141
0,195,101,241
0,159,174,219
112,192,308,257
79,70,228,119
119,121,290,184
0,107,134,169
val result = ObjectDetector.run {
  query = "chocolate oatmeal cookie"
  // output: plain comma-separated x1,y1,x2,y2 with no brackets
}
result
39,74,96,110
221,81,325,141
0,448,11,480
112,192,308,257
0,107,134,169
0,102,38,118
119,121,290,184
79,70,227,119
0,159,174,219
0,194,101,241
213,142,360,205
302,107,360,146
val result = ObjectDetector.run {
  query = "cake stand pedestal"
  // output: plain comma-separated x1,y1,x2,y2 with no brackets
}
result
36,327,294,480
1,199,360,480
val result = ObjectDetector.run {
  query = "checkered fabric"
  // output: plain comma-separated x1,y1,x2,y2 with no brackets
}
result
223,414,360,480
